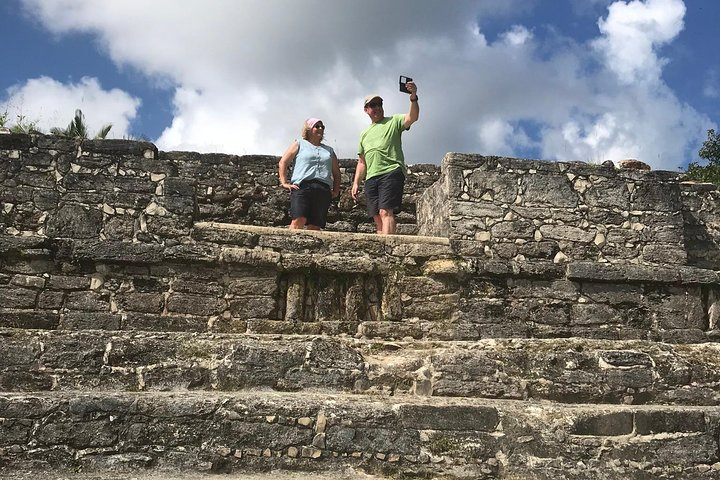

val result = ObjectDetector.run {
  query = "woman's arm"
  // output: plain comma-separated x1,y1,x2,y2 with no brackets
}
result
278,140,300,190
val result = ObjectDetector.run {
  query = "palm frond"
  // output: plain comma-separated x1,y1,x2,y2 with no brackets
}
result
95,124,113,139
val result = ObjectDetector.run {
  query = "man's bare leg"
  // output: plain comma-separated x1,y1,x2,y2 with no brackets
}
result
373,215,383,234
379,208,396,235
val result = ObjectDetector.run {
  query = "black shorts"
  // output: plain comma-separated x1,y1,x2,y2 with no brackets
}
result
289,179,332,227
364,168,405,217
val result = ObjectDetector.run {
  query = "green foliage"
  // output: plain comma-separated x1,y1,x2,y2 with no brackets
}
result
699,128,720,161
10,115,42,134
0,110,43,133
684,129,720,185
123,133,151,142
50,109,112,139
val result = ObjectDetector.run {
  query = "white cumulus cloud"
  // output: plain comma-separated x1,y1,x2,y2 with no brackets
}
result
11,0,715,172
1,76,140,137
593,0,686,85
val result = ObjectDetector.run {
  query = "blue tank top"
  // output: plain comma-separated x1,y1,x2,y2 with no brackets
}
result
290,139,335,187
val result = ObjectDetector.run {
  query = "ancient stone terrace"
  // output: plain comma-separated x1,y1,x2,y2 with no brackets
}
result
2,133,720,479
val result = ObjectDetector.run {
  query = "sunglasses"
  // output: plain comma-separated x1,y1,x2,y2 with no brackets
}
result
366,102,383,109
313,124,325,129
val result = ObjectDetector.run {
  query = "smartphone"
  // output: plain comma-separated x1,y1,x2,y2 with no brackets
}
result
399,75,413,94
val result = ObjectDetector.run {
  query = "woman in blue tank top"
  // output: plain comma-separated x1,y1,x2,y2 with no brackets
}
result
278,117,341,229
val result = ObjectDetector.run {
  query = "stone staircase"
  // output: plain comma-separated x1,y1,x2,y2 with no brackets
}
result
2,135,720,479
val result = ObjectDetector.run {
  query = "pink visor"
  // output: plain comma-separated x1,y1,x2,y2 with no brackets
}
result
305,118,322,129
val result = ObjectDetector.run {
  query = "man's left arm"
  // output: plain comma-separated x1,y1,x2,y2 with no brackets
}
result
403,81,419,130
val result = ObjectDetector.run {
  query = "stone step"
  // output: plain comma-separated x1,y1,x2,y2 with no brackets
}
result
4,225,720,343
2,328,720,406
0,470,382,480
1,391,718,479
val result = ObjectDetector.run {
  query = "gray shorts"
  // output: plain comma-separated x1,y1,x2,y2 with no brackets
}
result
364,168,405,217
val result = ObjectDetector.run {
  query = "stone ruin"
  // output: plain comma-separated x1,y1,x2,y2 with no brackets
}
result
2,133,720,478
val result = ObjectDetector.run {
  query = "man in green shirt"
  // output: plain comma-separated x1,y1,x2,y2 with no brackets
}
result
351,80,419,235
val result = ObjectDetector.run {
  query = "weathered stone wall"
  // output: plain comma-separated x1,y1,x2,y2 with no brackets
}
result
5,134,720,479
417,153,706,267
4,329,720,406
0,134,440,240
2,391,719,479
681,182,720,269
3,223,719,344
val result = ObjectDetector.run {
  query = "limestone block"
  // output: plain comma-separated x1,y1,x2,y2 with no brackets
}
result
228,296,276,320
400,276,456,297
538,224,595,243
649,287,704,330
491,219,536,240
449,201,504,219
641,244,687,265
403,294,460,320
399,404,499,431
580,283,643,305
226,274,277,296
0,310,59,329
583,177,631,210
381,272,403,321
65,291,111,312
632,182,681,211
0,286,38,309
573,412,633,436
45,204,103,239
571,303,621,326
605,368,654,389
522,173,578,207
166,293,225,317
115,292,165,314
123,313,208,333
634,410,706,434
71,240,165,264
465,171,518,203
173,278,225,296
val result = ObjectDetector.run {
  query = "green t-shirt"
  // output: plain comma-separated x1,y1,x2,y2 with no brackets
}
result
358,114,407,180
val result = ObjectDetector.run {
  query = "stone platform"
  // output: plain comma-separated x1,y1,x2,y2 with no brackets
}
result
3,135,720,478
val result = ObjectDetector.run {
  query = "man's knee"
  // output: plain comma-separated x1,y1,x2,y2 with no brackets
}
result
379,208,395,218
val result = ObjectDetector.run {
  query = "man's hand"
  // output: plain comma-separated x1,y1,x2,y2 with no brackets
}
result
352,156,367,201
281,182,299,191
405,81,417,96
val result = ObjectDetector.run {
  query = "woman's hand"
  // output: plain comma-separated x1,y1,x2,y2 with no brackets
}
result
281,182,299,191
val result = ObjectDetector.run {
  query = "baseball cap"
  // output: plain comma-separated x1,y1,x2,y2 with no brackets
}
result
363,94,383,107
305,118,322,128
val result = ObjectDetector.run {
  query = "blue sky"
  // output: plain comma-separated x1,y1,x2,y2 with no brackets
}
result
1,0,718,171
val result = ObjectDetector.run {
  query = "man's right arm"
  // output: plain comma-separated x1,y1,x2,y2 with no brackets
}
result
403,81,419,130
351,155,367,200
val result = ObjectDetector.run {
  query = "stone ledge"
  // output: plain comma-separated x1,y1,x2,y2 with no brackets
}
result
0,391,718,478
193,222,451,246
3,329,720,405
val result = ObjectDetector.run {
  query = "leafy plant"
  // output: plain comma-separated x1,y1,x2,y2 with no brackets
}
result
0,110,43,133
684,129,720,185
50,109,112,139
123,133,151,142
9,114,43,134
